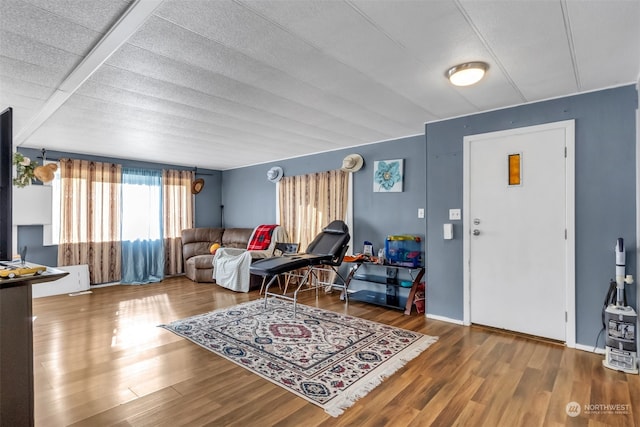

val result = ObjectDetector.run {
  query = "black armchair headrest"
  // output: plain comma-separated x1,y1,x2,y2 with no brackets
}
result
305,221,350,263
322,220,349,235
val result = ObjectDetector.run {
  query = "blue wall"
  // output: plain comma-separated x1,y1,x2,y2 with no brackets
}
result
425,85,638,347
194,168,222,228
220,135,427,255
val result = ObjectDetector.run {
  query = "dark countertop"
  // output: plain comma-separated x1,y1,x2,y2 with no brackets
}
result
0,266,69,289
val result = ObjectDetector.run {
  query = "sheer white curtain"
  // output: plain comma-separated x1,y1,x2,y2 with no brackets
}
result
277,169,350,286
278,169,350,251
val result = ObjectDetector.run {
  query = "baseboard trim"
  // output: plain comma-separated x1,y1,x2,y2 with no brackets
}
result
575,343,605,354
69,290,93,296
91,281,120,288
471,324,565,346
426,313,464,325
424,314,604,352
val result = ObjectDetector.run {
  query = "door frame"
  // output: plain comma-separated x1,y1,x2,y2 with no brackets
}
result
462,120,576,347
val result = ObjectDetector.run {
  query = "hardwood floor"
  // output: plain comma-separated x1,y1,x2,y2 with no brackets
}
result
32,276,639,426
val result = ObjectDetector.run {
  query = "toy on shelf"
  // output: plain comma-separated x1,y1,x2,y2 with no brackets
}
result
0,262,46,279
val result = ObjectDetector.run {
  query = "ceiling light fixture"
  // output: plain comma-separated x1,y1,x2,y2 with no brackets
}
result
446,62,489,86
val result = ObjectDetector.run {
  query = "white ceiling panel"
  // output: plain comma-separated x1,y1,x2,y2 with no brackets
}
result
0,30,82,75
0,92,39,130
67,84,341,152
1,0,637,170
348,0,520,114
128,16,413,134
458,0,578,101
104,43,392,141
0,55,66,88
91,65,362,145
0,74,54,100
241,0,443,113
156,0,431,126
21,0,133,34
567,1,640,90
0,0,103,56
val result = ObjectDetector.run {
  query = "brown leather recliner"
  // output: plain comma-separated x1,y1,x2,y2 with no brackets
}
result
181,227,254,282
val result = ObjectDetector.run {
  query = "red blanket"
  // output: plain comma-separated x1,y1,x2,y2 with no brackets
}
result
247,224,279,250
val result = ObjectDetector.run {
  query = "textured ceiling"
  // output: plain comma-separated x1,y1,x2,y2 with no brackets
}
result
1,0,639,170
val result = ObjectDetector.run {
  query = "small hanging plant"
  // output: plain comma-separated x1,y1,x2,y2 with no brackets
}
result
13,152,38,187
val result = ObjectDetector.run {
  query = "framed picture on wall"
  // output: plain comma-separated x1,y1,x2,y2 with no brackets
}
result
373,159,403,192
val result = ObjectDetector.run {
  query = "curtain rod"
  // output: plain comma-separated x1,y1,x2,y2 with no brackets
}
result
32,152,202,173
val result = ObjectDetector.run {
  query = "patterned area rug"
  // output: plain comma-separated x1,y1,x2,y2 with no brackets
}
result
160,299,438,416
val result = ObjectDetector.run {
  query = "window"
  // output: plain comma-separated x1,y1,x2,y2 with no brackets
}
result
121,168,162,242
56,158,193,284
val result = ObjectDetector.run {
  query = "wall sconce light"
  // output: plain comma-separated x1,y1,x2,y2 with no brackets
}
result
446,62,489,86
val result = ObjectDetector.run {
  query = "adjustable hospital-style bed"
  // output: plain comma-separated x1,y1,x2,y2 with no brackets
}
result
249,220,350,315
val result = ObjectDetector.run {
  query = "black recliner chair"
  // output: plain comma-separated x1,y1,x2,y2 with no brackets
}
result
250,220,350,314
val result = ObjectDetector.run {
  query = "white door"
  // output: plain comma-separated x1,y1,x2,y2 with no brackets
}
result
463,121,574,342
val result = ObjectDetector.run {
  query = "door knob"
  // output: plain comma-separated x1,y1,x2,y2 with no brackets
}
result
472,229,480,236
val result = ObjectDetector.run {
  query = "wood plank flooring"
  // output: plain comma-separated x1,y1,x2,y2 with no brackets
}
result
31,276,639,426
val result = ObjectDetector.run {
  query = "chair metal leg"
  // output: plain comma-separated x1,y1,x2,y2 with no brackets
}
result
259,276,268,295
261,263,349,315
331,266,349,303
260,275,284,295
262,275,279,308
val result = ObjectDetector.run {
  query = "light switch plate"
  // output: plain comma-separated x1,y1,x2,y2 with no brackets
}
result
418,208,425,218
443,223,453,239
449,209,461,220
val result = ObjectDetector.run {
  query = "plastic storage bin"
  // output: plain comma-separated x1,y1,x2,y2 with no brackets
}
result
385,235,422,267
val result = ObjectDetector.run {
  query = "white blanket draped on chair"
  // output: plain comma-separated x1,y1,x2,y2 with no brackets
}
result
212,226,289,292
212,248,253,292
